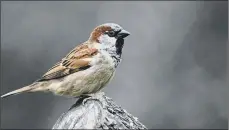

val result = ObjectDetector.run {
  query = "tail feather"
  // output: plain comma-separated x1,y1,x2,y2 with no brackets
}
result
1,83,42,98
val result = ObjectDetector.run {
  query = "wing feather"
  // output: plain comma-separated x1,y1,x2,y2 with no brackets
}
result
37,43,98,81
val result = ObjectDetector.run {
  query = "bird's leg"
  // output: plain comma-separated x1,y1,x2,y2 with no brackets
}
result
81,93,96,105
81,92,105,105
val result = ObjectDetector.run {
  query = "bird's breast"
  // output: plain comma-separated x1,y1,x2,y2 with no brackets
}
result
50,53,115,97
91,50,117,67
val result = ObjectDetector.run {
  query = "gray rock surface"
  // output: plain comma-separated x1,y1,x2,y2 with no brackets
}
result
52,92,147,129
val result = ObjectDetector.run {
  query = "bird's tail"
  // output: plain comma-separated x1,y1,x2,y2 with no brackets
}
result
1,82,44,98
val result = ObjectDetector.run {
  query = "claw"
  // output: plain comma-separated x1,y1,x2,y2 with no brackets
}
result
81,92,105,106
82,96,92,105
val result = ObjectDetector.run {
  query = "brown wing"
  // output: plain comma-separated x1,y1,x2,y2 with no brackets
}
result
37,43,98,81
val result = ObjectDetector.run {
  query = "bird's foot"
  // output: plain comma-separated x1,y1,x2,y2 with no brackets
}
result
81,92,105,105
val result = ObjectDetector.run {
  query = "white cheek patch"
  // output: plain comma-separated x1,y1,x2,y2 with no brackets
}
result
96,33,122,68
98,35,116,49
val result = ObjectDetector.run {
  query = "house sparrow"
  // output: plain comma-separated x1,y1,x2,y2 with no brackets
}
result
1,23,130,98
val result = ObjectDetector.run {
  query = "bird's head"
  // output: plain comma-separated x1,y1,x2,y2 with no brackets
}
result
89,23,130,56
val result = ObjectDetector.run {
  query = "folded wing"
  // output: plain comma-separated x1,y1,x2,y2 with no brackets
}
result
37,43,98,81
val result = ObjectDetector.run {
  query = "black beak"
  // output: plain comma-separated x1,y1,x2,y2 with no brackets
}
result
117,29,130,39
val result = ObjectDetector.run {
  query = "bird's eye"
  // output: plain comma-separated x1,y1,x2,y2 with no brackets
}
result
106,30,116,37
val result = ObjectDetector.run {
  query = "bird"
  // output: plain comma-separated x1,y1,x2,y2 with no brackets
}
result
1,23,130,98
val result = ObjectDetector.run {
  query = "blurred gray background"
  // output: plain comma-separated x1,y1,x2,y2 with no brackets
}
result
1,1,228,129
